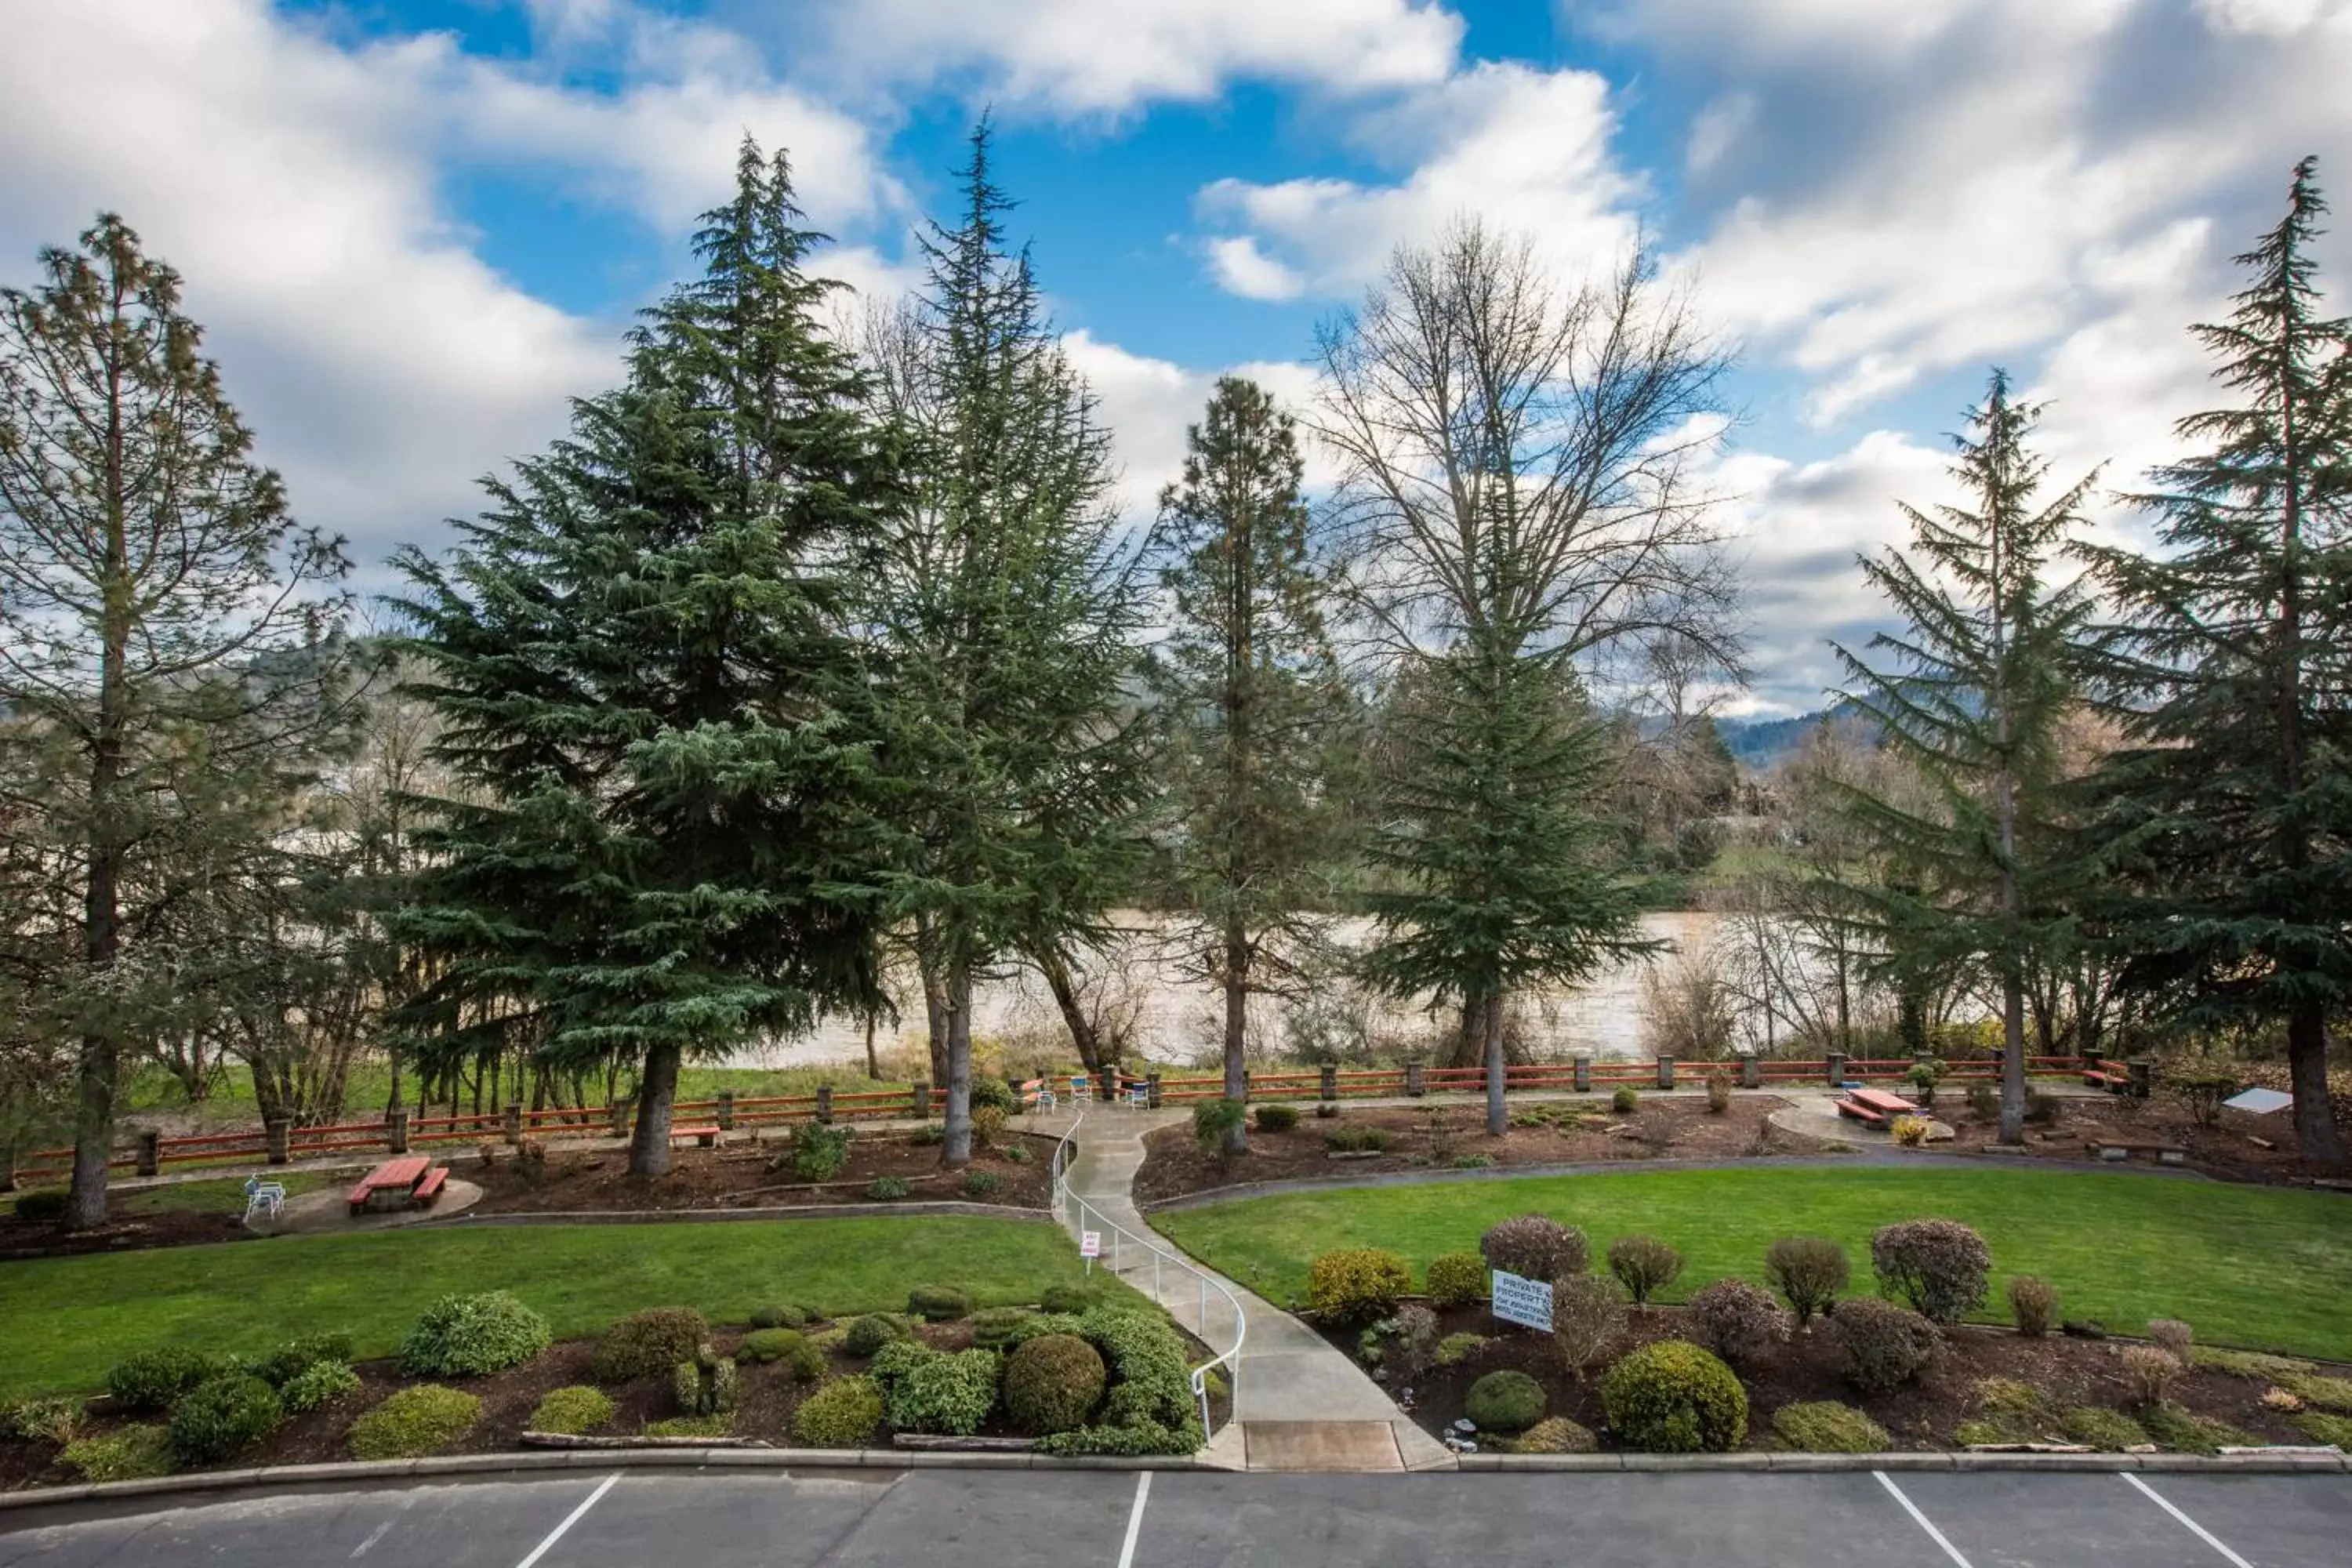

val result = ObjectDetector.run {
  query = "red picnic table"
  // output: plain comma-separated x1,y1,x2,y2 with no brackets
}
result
347,1155,448,1214
1835,1087,1918,1127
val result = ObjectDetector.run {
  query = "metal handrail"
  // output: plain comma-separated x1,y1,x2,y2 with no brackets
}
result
1048,1113,1245,1439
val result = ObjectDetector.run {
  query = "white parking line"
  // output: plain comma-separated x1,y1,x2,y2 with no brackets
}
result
2122,1473,2256,1568
1872,1471,1974,1568
514,1472,621,1568
1113,1471,1153,1568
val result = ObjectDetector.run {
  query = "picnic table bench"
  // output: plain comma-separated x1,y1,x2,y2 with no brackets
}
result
347,1155,448,1214
670,1123,723,1149
2082,1067,2127,1091
1835,1087,1918,1127
2085,1137,2188,1165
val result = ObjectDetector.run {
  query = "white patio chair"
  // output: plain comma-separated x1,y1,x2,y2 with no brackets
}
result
1068,1076,1093,1105
242,1175,287,1225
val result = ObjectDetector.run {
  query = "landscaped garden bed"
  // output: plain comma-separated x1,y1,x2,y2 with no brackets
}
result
1134,1094,1830,1203
0,1276,1225,1492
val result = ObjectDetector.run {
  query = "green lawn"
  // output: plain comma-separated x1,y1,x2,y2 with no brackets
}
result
113,1172,330,1216
1153,1165,2352,1362
0,1215,1085,1398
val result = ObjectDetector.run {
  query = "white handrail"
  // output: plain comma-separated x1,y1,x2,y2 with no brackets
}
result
1048,1113,1244,1439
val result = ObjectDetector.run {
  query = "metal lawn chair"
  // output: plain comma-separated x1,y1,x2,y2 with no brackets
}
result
242,1175,287,1225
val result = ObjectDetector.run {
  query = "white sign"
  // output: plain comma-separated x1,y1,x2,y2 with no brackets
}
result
1490,1269,1552,1331
1080,1231,1102,1258
2223,1087,2292,1116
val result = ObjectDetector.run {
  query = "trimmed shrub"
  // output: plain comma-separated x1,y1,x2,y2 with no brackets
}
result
1606,1235,1683,1307
843,1313,910,1357
908,1284,974,1322
1322,1123,1390,1153
1685,1278,1784,1368
2122,1345,2181,1407
1871,1219,1991,1325
789,1122,855,1181
970,1307,1031,1350
2009,1276,2059,1338
960,1171,1002,1198
1764,1236,1849,1327
1192,1099,1247,1155
673,1345,739,1417
1435,1332,1490,1367
1831,1298,1939,1393
168,1374,284,1465
588,1307,709,1384
1601,1340,1747,1453
61,1424,174,1482
2169,1070,2240,1127
1771,1401,1887,1454
1464,1370,1547,1435
749,1302,817,1330
1550,1272,1628,1378
1705,1073,1733,1113
1424,1252,1488,1310
999,1312,1090,1353
740,1328,826,1382
1030,1305,1204,1457
1889,1115,1930,1148
1004,1333,1109,1436
12,1189,67,1223
1479,1214,1587,1282
1499,1416,1596,1454
792,1375,886,1447
1040,1281,1109,1315
245,1334,357,1390
971,1104,1008,1148
528,1385,615,1436
1306,1247,1412,1323
1610,1086,1639,1114
887,1348,1000,1436
107,1348,234,1412
281,1360,362,1414
400,1291,551,1377
970,1076,1018,1116
644,1414,731,1438
1254,1103,1299,1133
2147,1319,2194,1363
866,1176,912,1201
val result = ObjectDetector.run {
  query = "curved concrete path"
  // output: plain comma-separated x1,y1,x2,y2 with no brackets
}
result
1043,1106,1454,1472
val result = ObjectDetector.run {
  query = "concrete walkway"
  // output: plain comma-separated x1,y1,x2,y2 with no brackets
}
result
1039,1105,1454,1473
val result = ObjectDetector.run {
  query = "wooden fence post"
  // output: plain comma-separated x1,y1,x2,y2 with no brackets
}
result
716,1090,735,1131
1404,1060,1425,1098
1146,1073,1163,1109
1319,1064,1338,1102
1741,1055,1762,1091
503,1105,524,1145
913,1079,931,1120
1656,1055,1675,1091
609,1101,630,1139
2128,1058,2154,1099
264,1117,290,1166
1099,1065,1119,1105
136,1129,161,1177
387,1109,410,1155
1573,1054,1592,1094
815,1084,835,1125
1826,1052,1847,1087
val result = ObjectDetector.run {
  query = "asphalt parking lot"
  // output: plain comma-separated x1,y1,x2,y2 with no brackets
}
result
4,1467,2349,1568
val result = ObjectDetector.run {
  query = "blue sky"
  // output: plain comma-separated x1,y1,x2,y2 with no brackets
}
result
4,0,2346,711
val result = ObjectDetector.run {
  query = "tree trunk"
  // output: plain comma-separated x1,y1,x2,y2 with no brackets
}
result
1035,943,1105,1073
942,964,974,1169
1482,993,1506,1136
1222,924,1249,1156
2287,1003,2345,1167
916,919,950,1091
864,1012,880,1080
627,1040,681,1177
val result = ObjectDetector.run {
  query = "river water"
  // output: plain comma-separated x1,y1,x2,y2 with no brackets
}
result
724,910,1723,1073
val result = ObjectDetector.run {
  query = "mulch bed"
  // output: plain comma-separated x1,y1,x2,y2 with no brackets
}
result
1348,1303,2332,1454
1133,1098,1832,1205
1916,1091,2347,1184
0,1210,247,1261
0,1310,1229,1492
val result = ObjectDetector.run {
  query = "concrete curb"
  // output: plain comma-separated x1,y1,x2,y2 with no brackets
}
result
421,1201,1051,1227
1453,1449,2350,1473
0,1446,1211,1513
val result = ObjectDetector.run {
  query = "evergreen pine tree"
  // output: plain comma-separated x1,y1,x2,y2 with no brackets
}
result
392,141,896,1176
2085,158,2352,1167
0,216,350,1225
1831,370,2099,1144
860,122,1149,1166
1145,376,1356,1153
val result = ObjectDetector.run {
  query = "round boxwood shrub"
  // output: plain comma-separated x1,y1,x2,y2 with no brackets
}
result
528,1385,615,1436
1306,1247,1413,1324
866,1176,912,1201
107,1348,234,1412
1479,1215,1586,1282
1684,1278,1785,1368
1498,1416,1595,1454
843,1312,910,1357
1771,1400,1889,1454
1610,1086,1640,1114
907,1284,974,1322
1600,1340,1748,1454
749,1302,818,1331
1830,1297,1940,1393
1039,1281,1107,1315
400,1291,551,1377
885,1347,1000,1436
791,1375,884,1447
741,1328,827,1382
1424,1252,1488,1310
281,1360,362,1414
168,1374,284,1465
971,1076,1020,1116
1870,1219,1991,1326
1254,1103,1299,1133
346,1385,481,1460
1463,1370,1547,1435
587,1307,709,1384
1003,1333,1109,1436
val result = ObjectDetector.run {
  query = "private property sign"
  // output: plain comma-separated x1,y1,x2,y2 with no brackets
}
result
1490,1269,1552,1330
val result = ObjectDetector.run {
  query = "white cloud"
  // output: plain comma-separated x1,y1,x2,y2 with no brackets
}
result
1196,60,1641,300
1062,332,1329,518
790,0,1462,114
1205,237,1306,302
2194,0,2351,35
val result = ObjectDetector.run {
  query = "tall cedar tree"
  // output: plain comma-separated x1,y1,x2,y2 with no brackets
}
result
392,142,895,1176
863,123,1147,1166
0,216,350,1225
1146,377,1355,1153
2085,158,2352,1167
1831,371,2098,1144
1362,619,1652,1134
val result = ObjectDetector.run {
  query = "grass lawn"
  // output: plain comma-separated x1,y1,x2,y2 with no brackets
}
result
112,1172,331,1216
0,1215,1086,1398
1153,1165,2352,1362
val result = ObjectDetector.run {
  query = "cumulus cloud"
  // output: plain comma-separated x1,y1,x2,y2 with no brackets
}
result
1062,332,1329,519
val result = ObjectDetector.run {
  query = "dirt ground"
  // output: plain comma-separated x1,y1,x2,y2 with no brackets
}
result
1133,1098,1832,1204
1363,1302,2339,1454
0,1309,1230,1491
0,1208,248,1262
1915,1087,2347,1184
